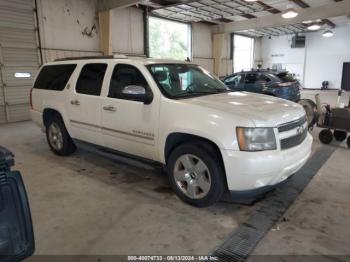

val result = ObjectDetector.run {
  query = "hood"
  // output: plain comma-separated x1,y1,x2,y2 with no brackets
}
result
183,92,305,127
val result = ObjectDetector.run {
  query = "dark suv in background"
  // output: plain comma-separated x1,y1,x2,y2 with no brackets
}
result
222,70,301,102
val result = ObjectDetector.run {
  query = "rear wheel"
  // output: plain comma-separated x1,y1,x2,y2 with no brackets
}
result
167,143,225,207
334,130,347,142
347,137,350,149
46,116,76,156
319,129,333,144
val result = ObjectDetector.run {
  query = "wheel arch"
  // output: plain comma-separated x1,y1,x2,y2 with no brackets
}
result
165,133,221,159
42,108,70,134
43,108,62,127
164,132,228,190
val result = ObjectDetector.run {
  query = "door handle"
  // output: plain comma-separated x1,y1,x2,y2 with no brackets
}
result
70,99,80,106
103,105,116,112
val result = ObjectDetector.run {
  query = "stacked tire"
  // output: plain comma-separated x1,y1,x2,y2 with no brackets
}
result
319,129,350,148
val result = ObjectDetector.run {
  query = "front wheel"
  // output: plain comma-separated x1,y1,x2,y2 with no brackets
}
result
347,136,350,149
167,143,226,207
46,116,76,156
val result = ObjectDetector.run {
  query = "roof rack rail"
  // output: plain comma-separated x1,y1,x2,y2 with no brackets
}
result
54,54,128,62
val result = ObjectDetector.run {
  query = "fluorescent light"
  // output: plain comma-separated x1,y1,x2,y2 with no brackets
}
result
14,72,31,78
282,8,298,19
244,0,258,2
323,30,334,37
307,23,321,31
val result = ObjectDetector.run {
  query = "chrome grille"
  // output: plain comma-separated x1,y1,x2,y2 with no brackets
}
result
279,116,308,150
278,116,307,132
280,128,308,150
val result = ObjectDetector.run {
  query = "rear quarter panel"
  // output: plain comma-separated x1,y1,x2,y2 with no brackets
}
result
30,62,81,133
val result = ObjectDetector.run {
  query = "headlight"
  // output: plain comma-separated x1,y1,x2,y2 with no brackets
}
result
236,127,277,151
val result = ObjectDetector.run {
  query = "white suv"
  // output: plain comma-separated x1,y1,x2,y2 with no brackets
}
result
30,56,312,207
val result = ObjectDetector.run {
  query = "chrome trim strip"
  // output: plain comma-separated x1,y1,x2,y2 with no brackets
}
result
102,127,154,141
70,120,155,141
278,115,307,133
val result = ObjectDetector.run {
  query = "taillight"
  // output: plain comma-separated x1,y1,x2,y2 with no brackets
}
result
30,88,33,109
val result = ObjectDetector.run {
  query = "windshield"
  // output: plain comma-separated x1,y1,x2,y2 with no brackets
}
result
147,64,229,99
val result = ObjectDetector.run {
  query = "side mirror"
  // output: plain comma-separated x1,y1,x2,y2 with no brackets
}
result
121,85,153,104
0,146,35,262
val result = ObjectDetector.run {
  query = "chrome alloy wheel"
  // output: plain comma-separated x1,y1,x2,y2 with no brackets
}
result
48,123,63,151
173,154,211,199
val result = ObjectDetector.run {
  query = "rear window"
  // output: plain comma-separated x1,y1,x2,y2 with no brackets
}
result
34,64,76,91
277,72,297,83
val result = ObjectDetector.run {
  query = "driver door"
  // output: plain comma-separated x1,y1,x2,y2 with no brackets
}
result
101,64,159,160
0,146,34,262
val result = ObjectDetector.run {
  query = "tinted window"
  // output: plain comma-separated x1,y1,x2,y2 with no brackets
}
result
277,72,297,83
257,74,272,83
109,64,149,99
244,73,257,84
34,64,76,91
76,64,107,96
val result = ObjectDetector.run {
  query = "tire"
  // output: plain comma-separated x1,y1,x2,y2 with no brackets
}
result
166,142,226,208
298,99,318,129
347,136,350,149
319,129,333,144
46,115,76,156
334,130,347,142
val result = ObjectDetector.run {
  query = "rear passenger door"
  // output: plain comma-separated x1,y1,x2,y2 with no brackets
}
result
242,73,258,92
257,73,273,93
101,63,158,160
68,63,107,145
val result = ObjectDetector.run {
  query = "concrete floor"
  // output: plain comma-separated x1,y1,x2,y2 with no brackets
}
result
252,131,350,256
0,121,350,256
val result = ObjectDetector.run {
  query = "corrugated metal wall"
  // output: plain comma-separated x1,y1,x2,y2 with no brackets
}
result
0,0,40,123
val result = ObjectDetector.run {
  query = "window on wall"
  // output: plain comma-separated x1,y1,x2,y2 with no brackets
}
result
148,17,192,60
233,35,254,73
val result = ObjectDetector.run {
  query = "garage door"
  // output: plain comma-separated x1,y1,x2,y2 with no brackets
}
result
0,0,40,123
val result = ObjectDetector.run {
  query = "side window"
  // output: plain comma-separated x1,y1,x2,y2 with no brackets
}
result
76,63,107,96
257,74,272,84
244,73,257,84
224,74,242,86
34,64,76,91
149,66,174,94
108,64,149,99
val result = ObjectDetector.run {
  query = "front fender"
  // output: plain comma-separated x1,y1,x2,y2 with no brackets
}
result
159,128,227,164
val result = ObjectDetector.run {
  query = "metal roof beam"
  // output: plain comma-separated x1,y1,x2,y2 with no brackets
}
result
97,0,144,11
214,1,350,33
289,0,309,8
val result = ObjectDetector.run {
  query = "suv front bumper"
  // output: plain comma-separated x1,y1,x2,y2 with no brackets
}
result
221,133,313,193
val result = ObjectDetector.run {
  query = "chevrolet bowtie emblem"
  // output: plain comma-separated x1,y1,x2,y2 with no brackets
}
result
296,125,305,135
